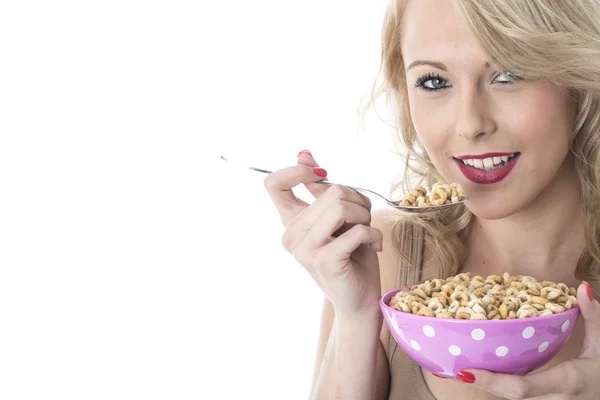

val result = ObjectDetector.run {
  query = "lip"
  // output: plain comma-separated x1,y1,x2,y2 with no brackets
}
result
455,152,516,160
455,153,520,184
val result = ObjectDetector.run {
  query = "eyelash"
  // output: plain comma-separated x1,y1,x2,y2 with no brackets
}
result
414,72,517,92
415,73,449,92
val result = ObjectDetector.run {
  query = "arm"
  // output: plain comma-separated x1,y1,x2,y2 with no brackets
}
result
309,298,390,400
309,209,399,400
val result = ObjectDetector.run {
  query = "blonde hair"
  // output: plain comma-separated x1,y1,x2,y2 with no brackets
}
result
367,0,600,283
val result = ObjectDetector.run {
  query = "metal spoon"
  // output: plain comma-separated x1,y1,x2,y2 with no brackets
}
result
220,155,468,213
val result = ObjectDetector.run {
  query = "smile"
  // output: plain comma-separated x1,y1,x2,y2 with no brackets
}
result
459,153,518,171
454,152,521,184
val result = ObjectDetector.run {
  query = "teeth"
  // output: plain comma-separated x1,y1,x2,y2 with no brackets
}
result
460,153,517,171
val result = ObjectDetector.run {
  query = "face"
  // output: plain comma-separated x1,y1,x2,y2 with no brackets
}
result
400,0,578,219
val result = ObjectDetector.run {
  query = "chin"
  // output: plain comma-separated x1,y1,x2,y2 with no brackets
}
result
464,198,522,220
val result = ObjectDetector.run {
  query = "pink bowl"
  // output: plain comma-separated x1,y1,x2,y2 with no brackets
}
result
380,286,580,378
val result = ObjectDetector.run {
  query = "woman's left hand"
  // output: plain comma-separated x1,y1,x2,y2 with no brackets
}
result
456,282,600,399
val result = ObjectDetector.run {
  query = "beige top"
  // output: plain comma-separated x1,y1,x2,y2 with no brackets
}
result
385,221,437,400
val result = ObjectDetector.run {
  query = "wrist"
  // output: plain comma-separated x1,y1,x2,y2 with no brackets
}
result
335,306,383,331
335,296,382,320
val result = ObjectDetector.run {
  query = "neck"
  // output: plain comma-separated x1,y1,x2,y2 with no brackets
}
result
468,155,585,282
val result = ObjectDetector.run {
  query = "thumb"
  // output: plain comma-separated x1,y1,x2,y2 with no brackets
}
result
578,281,600,357
297,149,329,198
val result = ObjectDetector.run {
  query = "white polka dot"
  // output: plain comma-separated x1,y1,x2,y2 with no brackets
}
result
561,320,570,333
411,340,421,351
423,325,435,338
495,346,509,357
471,328,486,341
522,326,535,339
538,342,549,352
449,345,462,356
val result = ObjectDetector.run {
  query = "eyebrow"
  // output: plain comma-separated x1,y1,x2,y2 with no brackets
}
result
406,60,494,72
406,60,447,72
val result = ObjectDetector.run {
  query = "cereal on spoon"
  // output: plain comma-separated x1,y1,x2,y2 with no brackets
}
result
399,183,464,207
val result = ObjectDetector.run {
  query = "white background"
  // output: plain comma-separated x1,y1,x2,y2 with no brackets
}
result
0,1,403,399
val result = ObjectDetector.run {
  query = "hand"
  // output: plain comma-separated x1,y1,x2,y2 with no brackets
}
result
263,150,384,317
455,282,600,399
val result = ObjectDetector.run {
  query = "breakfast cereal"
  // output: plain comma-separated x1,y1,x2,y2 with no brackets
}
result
388,272,578,320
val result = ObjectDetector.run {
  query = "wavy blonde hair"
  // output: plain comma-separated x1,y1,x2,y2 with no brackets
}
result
365,0,600,283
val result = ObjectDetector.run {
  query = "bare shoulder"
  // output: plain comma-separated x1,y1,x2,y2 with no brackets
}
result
370,208,402,345
370,207,399,252
371,207,402,292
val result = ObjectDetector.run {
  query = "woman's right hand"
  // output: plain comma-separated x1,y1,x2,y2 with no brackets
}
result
264,150,384,318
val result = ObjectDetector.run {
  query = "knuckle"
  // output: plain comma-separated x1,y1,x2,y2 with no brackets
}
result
292,245,309,266
263,173,277,190
362,194,372,210
281,231,294,253
331,198,348,214
352,223,369,237
509,382,531,400
328,184,347,198
363,208,372,225
373,226,383,240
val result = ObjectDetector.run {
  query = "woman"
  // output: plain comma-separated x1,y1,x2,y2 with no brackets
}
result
264,0,600,398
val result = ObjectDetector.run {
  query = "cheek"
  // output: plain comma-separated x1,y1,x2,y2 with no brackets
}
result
505,88,573,152
408,95,452,155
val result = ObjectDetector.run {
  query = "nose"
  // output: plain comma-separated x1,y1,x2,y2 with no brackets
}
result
454,88,496,141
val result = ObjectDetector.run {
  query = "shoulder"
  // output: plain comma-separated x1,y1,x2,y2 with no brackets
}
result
371,207,401,272
371,207,403,302
371,207,398,241
371,208,409,360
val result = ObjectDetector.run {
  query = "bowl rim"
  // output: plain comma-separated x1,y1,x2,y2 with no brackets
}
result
380,286,580,324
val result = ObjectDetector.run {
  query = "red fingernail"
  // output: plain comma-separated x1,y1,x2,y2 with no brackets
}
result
583,281,594,301
312,167,327,177
456,371,475,384
298,149,312,157
432,373,446,379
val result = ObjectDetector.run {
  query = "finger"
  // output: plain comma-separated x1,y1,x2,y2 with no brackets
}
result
297,149,330,198
312,184,372,237
298,199,372,252
285,182,372,225
458,361,582,399
578,281,600,357
321,224,384,262
282,188,372,254
263,164,328,226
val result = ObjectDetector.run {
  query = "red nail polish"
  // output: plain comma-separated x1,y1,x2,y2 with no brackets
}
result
456,371,475,384
298,149,312,157
312,167,327,177
432,373,446,379
583,281,594,301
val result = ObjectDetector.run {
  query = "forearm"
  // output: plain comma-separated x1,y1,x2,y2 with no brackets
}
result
311,310,383,400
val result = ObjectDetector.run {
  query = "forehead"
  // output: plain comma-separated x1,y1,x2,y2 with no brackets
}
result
400,0,488,67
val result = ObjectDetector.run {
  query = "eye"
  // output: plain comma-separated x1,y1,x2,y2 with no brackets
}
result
494,71,522,84
415,73,451,91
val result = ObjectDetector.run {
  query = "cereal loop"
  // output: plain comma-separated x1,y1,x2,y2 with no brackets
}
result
429,188,448,206
388,273,577,320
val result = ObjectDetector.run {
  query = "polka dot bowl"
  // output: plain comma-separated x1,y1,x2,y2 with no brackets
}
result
380,287,580,378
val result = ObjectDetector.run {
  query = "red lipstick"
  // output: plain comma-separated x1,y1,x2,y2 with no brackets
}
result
455,153,520,184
